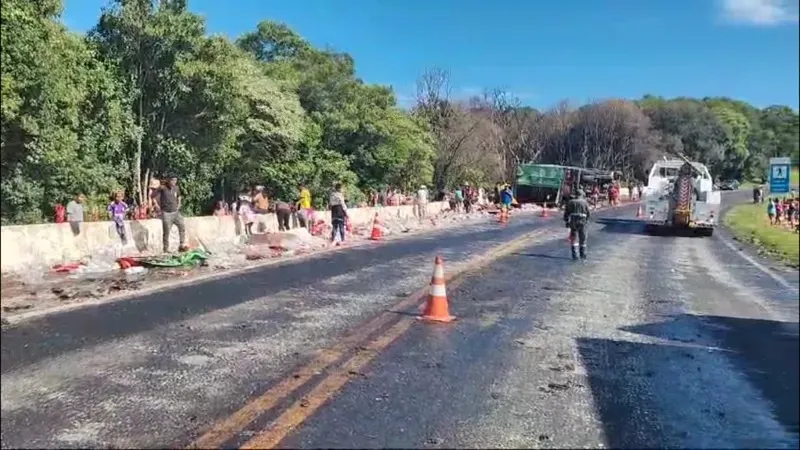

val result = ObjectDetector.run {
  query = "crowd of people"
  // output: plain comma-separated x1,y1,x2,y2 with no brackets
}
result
754,186,799,232
53,169,659,255
62,176,795,258
52,175,529,251
582,180,641,209
766,196,798,231
210,185,316,238
55,175,187,252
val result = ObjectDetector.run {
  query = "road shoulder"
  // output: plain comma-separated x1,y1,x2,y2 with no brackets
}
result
723,202,799,268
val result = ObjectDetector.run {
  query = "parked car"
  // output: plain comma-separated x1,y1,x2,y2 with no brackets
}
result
719,179,740,191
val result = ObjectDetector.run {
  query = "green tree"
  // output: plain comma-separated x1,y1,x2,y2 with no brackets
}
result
238,21,435,196
710,105,751,179
758,106,799,161
4,5,798,223
1,0,131,224
641,98,729,171
91,0,240,214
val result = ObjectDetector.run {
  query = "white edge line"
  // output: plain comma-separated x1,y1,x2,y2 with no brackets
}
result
717,232,798,293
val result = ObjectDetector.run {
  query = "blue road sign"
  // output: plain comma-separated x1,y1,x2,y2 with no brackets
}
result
769,157,791,194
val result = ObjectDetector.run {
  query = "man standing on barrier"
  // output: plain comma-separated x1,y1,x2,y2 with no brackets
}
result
564,189,591,261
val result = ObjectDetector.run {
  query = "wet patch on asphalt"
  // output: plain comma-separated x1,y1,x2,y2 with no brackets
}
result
274,221,636,449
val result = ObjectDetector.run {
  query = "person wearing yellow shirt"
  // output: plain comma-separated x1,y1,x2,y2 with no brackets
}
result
296,184,313,228
298,184,311,209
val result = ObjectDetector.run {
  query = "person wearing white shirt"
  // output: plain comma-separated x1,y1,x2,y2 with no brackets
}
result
416,185,429,219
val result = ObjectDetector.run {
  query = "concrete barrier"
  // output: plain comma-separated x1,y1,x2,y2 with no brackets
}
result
0,202,449,273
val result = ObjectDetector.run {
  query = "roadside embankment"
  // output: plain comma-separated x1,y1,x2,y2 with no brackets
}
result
723,202,799,267
0,202,449,273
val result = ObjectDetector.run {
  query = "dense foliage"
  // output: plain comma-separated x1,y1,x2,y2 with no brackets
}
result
2,0,798,224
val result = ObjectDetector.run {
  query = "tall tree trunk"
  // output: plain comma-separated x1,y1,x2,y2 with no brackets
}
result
134,93,144,206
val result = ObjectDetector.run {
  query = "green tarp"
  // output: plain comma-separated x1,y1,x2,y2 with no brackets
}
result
139,249,210,268
516,164,565,189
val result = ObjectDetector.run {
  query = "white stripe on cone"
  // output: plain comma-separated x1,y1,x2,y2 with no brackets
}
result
430,283,447,297
432,265,444,279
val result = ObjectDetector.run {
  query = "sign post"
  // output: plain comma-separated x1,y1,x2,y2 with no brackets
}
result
768,157,791,195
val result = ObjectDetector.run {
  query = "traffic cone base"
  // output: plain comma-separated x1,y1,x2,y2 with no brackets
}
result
419,256,456,323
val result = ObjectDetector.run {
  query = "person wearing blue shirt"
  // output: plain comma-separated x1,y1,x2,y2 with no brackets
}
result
500,185,513,212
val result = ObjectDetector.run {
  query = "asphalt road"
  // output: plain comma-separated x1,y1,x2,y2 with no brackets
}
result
1,193,798,449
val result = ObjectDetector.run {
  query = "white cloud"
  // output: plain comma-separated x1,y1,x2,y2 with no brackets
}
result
720,0,799,26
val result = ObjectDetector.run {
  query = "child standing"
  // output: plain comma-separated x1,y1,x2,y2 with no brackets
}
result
238,194,255,237
787,198,797,229
767,198,776,225
500,184,513,213
454,187,464,213
108,192,129,243
775,198,784,226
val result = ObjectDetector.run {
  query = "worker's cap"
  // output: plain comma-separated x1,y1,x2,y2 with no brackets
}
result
255,185,265,191
420,185,426,189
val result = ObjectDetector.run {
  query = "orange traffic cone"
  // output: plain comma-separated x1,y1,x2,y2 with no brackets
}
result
636,205,643,218
540,203,549,217
419,256,455,323
369,213,382,241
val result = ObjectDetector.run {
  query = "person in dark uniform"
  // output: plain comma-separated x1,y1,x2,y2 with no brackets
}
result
563,189,591,260
274,200,292,231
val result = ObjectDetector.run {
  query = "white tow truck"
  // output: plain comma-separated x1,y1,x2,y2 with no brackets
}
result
641,156,720,237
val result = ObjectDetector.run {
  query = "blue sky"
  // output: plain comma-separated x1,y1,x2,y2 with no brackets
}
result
62,0,799,109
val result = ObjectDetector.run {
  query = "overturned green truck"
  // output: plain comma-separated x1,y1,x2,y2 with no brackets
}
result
514,164,616,206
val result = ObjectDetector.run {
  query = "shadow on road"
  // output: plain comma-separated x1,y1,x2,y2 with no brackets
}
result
577,336,693,448
593,218,651,236
594,218,712,239
577,314,798,448
512,252,574,261
622,314,799,436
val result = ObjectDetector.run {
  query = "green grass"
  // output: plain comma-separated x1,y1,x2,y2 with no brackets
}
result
724,203,799,267
792,166,800,187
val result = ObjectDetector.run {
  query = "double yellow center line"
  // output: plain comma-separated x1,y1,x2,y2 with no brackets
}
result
188,227,552,449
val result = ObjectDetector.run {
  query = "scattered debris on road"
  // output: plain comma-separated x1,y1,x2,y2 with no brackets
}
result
0,207,538,320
